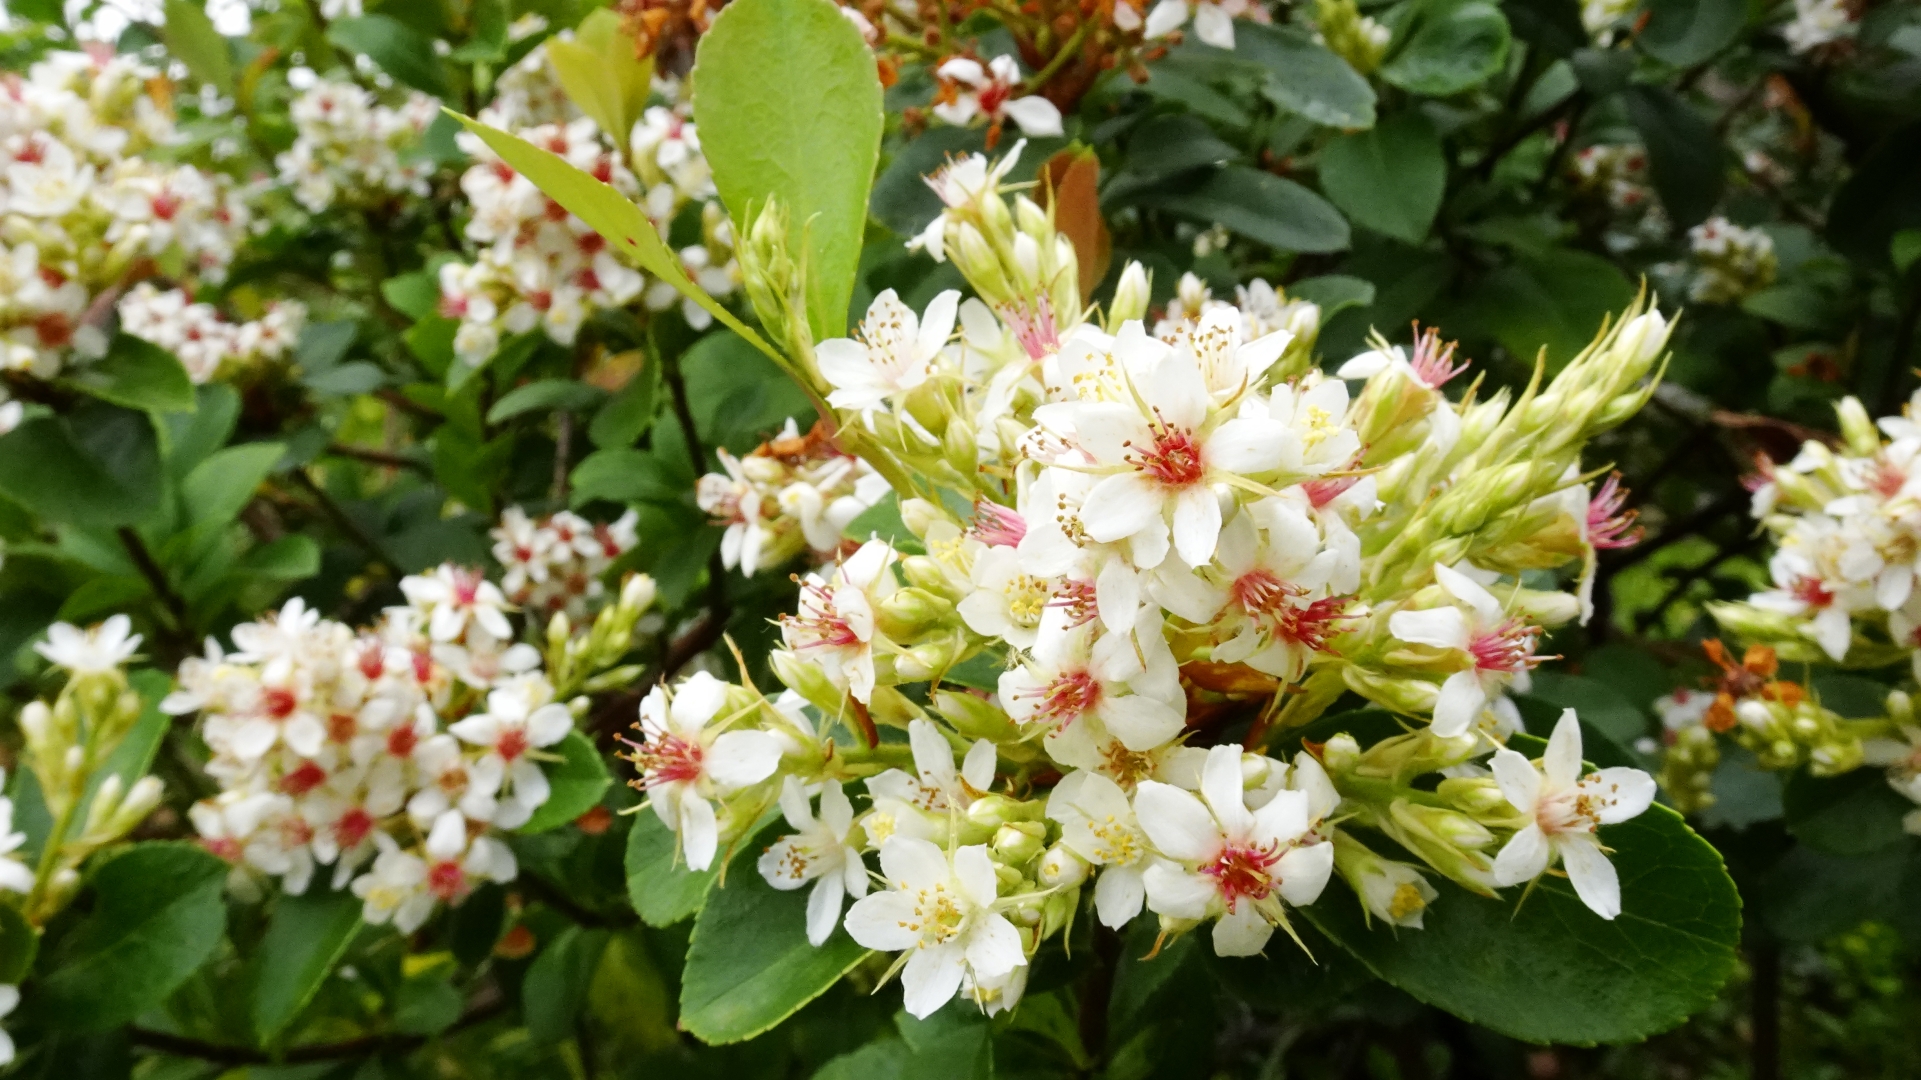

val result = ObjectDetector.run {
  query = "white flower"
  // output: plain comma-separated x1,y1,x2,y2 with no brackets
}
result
1489,710,1657,920
1136,744,1333,956
400,564,516,642
957,544,1054,648
757,778,869,945
0,983,17,1065
1047,771,1157,927
780,540,898,703
932,56,1064,138
1387,564,1544,737
1145,0,1239,48
843,837,1028,1019
817,289,959,414
999,613,1185,753
35,614,140,675
628,672,784,871
0,778,32,894
447,675,573,828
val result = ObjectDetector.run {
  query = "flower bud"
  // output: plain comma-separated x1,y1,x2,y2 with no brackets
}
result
1108,261,1150,329
899,498,949,540
620,573,658,614
1835,396,1880,457
1613,308,1671,368
1436,775,1513,819
876,588,955,639
1041,888,1080,938
83,773,125,838
1014,195,1049,238
110,775,165,836
967,793,1044,829
1038,843,1090,888
895,637,962,682
1333,831,1439,929
993,821,1047,865
933,689,1019,742
771,649,847,715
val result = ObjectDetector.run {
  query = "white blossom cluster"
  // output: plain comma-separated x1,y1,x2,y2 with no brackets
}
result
440,54,738,373
0,49,253,388
1687,216,1778,304
930,56,1064,140
170,564,607,931
619,142,1669,1020
1568,145,1667,252
116,283,306,384
275,76,441,213
490,506,641,617
695,418,892,576
1782,0,1857,54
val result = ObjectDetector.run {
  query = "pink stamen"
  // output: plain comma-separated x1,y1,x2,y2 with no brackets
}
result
1016,669,1102,729
1204,842,1280,912
970,501,1028,547
1468,618,1547,672
1408,326,1467,389
1587,473,1644,550
1131,426,1206,488
1047,578,1099,629
627,733,705,786
1003,299,1061,360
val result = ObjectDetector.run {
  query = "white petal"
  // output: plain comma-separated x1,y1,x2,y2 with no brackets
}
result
1491,823,1550,887
1199,744,1253,839
1431,670,1487,738
1211,905,1272,957
1434,563,1503,624
707,730,784,791
1080,473,1165,544
1096,693,1186,752
1142,861,1216,919
1135,781,1223,862
1145,0,1189,37
953,844,1002,908
1276,841,1333,907
1544,709,1585,790
1170,483,1223,568
844,891,923,951
901,942,968,1018
1584,767,1658,824
879,835,953,890
1389,607,1470,651
1559,834,1622,919
1094,866,1146,928
1001,95,1064,137
965,912,1027,979
806,875,846,946
1490,747,1542,814
680,795,719,872
1192,1,1236,47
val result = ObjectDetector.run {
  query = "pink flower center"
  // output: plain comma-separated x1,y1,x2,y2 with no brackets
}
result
279,761,327,796
970,501,1028,547
387,725,419,758
428,859,467,901
1132,427,1206,488
1791,576,1835,609
451,569,483,607
1047,578,1099,629
1468,618,1544,672
1408,327,1466,389
786,583,862,650
1204,842,1280,912
635,734,705,786
335,808,374,847
497,727,530,762
1018,669,1102,729
1872,459,1907,498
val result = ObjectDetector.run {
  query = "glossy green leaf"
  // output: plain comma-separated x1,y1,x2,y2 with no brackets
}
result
0,409,161,528
1287,275,1377,318
1782,768,1912,856
66,335,196,415
161,0,233,91
1234,25,1377,130
1309,772,1740,1044
547,10,654,149
1137,166,1350,254
570,448,682,507
37,842,229,1031
518,731,613,833
624,811,721,926
1381,0,1513,96
524,925,611,1043
381,272,440,321
1318,112,1446,243
1465,248,1634,369
239,534,322,580
1638,0,1746,67
0,904,37,985
1625,86,1725,230
253,888,363,1042
692,0,883,341
328,16,451,97
487,380,608,424
450,114,780,359
843,492,925,553
182,443,283,529
678,818,871,1043
588,364,661,449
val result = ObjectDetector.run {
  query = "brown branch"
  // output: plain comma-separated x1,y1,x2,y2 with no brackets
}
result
288,469,403,579
377,389,442,421
117,527,194,661
325,443,430,474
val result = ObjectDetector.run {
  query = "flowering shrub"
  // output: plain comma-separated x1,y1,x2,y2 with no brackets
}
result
0,0,1915,1074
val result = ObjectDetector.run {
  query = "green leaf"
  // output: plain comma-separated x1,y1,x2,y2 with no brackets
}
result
296,320,359,373
1233,25,1377,130
253,888,363,1042
1381,0,1513,96
449,115,781,360
328,16,451,97
1287,275,1376,318
0,904,37,985
679,819,871,1043
1827,123,1921,269
66,335,196,415
1625,86,1725,230
394,969,463,1035
0,410,161,528
182,443,284,529
1121,114,1240,181
518,731,613,833
546,9,654,149
1782,769,1912,856
692,0,883,341
843,492,925,553
487,380,609,425
1637,0,1746,67
1317,113,1445,243
524,926,612,1043
570,448,683,507
37,842,229,1031
239,534,322,580
1308,778,1740,1044
1464,248,1634,369
161,0,233,91
382,272,441,321
304,361,389,396
588,365,661,449
625,812,721,926
1137,166,1350,254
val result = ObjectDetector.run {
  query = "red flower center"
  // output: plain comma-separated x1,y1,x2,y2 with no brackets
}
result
1134,428,1206,488
1468,619,1544,672
1020,669,1101,729
262,687,298,719
335,808,374,847
428,860,467,900
1204,842,1281,912
497,727,531,762
387,725,419,758
635,734,704,786
279,761,327,796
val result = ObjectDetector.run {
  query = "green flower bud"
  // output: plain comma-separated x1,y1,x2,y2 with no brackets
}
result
876,588,955,639
1108,261,1151,329
967,794,1045,829
993,821,1048,865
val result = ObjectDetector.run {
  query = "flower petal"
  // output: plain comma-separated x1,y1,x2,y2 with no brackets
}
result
1135,781,1222,862
1491,822,1550,887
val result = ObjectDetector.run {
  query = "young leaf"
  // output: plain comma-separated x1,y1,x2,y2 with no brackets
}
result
253,888,364,1042
448,114,782,361
624,812,721,926
160,0,233,92
36,842,229,1031
181,442,284,529
0,411,162,528
1305,737,1741,1046
1317,112,1446,244
678,819,871,1043
487,380,609,425
547,9,654,148
65,335,196,415
692,0,883,341
518,731,613,833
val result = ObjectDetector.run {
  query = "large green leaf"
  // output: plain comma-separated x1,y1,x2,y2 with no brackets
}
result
182,442,283,529
624,812,721,926
1137,166,1350,254
0,410,161,528
678,820,870,1043
1310,796,1740,1044
450,115,781,359
519,731,613,834
1625,86,1725,230
1782,769,1912,856
1827,123,1921,269
161,0,233,92
1381,0,1513,96
1637,0,1746,67
1233,25,1376,130
546,9,654,147
327,16,451,97
487,380,608,425
65,335,196,415
1464,248,1634,369
253,888,363,1042
524,925,612,1043
692,0,882,341
1317,113,1445,244
37,842,229,1030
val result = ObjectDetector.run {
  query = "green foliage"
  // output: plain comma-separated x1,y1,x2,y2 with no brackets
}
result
252,889,363,1042
519,731,614,833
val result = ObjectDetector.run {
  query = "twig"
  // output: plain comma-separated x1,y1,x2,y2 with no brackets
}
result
117,527,194,659
130,993,508,1064
288,469,404,579
552,411,575,505
377,389,443,421
517,872,636,929
326,443,430,474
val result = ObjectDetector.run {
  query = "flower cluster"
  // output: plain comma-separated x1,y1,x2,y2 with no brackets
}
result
170,561,655,930
1782,0,1857,54
1688,216,1778,304
0,50,252,387
441,55,736,372
117,283,306,384
276,76,441,213
491,506,641,617
696,418,892,576
619,143,1670,1019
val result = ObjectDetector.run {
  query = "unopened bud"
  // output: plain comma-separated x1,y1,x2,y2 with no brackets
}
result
895,637,962,681
1835,397,1880,456
1013,194,1049,238
1038,843,1090,888
899,498,948,539
967,793,1044,829
992,821,1047,864
876,588,954,638
1436,775,1514,818
933,689,1019,742
770,649,846,714
1108,261,1150,329
1613,308,1671,368
620,573,658,613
